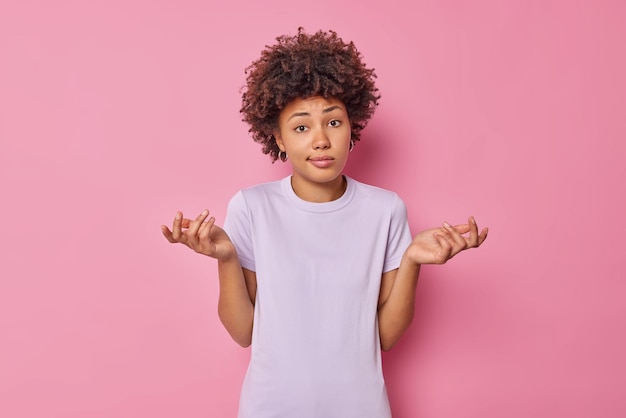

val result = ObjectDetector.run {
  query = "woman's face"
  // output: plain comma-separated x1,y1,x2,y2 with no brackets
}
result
274,96,352,202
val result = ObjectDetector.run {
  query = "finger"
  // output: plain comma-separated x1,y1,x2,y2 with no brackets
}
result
198,217,215,241
443,221,468,251
181,218,192,229
433,233,453,264
451,224,471,235
434,226,454,245
161,225,177,243
187,209,210,237
478,227,489,245
467,216,479,247
171,212,184,241
434,233,452,249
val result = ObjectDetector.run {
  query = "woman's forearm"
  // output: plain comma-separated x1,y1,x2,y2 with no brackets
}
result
378,256,420,351
217,256,254,347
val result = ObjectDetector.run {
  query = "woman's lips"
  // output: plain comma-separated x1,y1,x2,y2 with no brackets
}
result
308,156,334,168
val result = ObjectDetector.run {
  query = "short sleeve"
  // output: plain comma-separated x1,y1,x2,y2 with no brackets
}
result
382,194,412,273
223,191,256,271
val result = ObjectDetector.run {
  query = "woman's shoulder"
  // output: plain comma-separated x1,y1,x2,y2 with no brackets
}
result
226,179,284,219
349,177,402,203
228,177,286,207
239,178,283,194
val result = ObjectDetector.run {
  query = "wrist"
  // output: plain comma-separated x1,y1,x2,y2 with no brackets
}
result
401,252,422,271
216,246,238,263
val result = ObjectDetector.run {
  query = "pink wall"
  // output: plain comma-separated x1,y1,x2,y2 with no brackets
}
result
1,0,625,417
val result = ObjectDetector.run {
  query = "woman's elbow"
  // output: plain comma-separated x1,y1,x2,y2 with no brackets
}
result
235,335,252,348
380,338,397,352
218,311,253,347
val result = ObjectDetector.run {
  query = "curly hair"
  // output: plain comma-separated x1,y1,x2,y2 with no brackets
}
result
240,28,380,162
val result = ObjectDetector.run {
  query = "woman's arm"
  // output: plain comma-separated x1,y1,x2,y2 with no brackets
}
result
217,261,255,347
377,216,488,351
377,262,420,351
162,210,255,347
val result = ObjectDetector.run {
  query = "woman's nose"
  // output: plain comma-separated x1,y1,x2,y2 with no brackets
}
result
312,129,330,149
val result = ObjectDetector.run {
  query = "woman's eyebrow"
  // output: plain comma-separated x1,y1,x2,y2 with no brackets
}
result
287,111,310,121
322,105,343,114
287,106,344,121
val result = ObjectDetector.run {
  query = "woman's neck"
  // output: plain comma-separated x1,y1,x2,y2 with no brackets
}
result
290,175,347,203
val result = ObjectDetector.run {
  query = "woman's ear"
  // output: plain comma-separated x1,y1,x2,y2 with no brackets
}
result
273,130,285,151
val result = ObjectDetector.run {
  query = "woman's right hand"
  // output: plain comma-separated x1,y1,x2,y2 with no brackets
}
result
161,210,236,261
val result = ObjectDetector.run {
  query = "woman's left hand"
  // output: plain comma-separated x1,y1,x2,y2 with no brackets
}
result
405,216,488,265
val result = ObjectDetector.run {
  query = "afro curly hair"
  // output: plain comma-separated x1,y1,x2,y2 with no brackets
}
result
240,28,380,162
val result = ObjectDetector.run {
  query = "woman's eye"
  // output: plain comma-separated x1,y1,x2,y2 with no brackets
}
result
295,125,307,132
329,120,341,127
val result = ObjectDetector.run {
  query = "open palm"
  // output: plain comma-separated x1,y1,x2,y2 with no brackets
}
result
161,210,236,261
406,217,488,265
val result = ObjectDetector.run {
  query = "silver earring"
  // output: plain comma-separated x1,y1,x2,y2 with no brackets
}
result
278,150,288,162
349,140,355,152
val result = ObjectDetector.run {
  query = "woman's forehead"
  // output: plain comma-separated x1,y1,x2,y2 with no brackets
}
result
281,96,346,118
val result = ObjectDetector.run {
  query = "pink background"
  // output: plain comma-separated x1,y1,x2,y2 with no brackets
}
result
1,0,625,417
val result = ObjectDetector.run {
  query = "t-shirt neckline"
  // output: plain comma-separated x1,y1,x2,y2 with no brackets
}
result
281,175,356,213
